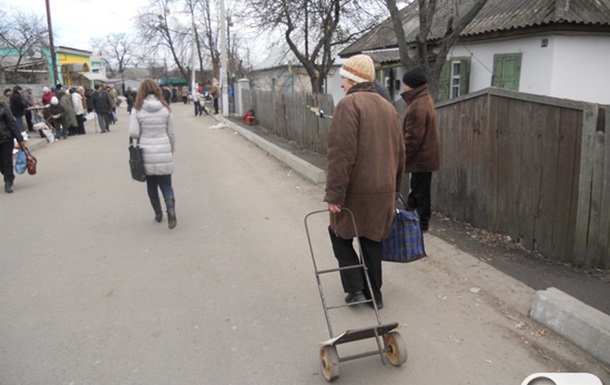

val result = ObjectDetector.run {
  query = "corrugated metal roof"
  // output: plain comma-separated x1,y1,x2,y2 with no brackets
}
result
341,0,610,57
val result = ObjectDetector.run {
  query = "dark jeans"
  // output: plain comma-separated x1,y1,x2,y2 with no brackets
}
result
407,172,432,231
328,226,383,303
0,140,16,183
76,114,86,134
213,98,219,114
146,175,174,206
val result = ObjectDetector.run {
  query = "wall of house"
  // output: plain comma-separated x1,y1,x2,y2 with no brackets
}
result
449,36,552,96
249,67,312,93
549,35,610,104
447,35,610,104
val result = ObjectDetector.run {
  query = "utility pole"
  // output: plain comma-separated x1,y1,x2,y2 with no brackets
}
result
191,11,197,97
45,0,59,85
219,0,229,116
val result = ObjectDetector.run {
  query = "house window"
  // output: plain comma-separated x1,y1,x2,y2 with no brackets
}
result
438,58,470,102
451,61,461,98
492,53,522,91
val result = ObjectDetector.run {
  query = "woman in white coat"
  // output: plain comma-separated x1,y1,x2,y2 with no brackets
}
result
129,79,177,229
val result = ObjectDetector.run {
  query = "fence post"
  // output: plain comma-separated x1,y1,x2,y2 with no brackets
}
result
574,104,600,266
235,78,250,116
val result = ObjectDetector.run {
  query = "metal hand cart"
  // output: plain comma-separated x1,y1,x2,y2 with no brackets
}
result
304,208,408,382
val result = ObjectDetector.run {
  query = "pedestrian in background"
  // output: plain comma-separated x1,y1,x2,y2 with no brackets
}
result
210,79,220,114
125,86,135,114
192,86,204,116
0,99,25,193
9,85,30,133
401,67,440,233
23,87,35,133
71,88,86,135
106,86,118,124
325,54,405,309
2,89,12,108
45,96,65,139
129,79,177,230
91,85,112,133
57,89,78,137
41,86,55,106
84,85,93,113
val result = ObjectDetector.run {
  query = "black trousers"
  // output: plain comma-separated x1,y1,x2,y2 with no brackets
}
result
328,226,383,303
0,140,16,183
407,172,432,231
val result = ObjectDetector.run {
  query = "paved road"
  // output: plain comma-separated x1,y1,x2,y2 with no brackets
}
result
1,104,607,384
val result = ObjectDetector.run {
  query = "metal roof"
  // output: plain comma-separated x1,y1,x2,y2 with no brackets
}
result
341,0,610,57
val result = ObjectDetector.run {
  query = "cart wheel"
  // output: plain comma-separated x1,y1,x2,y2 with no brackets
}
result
384,331,407,366
319,345,340,381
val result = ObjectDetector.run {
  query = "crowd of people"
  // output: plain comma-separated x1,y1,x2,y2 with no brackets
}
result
1,83,126,141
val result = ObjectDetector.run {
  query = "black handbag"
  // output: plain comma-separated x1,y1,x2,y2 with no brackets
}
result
381,193,427,263
129,137,146,182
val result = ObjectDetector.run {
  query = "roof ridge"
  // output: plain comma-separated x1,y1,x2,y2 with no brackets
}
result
554,0,569,20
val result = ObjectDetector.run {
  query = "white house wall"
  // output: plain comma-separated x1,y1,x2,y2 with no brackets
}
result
447,35,610,104
549,35,610,104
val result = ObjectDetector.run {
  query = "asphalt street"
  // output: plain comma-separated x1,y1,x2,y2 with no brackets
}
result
1,103,608,384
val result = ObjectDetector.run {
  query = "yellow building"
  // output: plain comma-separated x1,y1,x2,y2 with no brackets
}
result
55,46,108,87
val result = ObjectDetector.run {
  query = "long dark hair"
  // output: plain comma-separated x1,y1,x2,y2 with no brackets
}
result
134,79,171,111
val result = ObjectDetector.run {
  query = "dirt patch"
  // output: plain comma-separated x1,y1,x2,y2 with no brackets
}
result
429,212,610,315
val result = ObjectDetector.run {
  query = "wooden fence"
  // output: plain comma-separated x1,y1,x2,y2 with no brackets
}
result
435,88,609,269
240,87,609,269
244,89,334,155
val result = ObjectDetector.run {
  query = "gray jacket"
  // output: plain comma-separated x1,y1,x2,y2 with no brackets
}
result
129,95,175,176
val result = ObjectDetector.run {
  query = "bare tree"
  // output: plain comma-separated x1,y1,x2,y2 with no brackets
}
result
0,9,49,83
90,33,135,84
197,0,221,80
384,0,489,97
136,0,192,83
246,0,386,93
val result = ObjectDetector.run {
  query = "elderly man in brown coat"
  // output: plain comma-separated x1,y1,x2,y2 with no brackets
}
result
325,54,405,309
401,67,440,233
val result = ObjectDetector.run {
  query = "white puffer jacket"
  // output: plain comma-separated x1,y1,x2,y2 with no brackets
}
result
129,95,176,176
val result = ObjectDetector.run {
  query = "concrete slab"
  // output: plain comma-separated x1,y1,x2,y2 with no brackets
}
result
530,287,610,366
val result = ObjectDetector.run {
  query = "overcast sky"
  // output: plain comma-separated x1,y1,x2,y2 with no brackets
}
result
5,0,148,51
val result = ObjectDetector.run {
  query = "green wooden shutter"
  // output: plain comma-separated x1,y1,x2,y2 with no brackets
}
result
437,61,450,101
493,53,522,91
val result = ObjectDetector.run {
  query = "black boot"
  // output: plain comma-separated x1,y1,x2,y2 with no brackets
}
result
5,181,13,193
151,198,163,223
165,197,177,229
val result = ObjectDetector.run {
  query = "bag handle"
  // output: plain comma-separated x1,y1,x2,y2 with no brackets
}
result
129,137,141,146
396,192,408,211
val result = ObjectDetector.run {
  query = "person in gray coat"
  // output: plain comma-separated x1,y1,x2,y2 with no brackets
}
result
129,79,177,229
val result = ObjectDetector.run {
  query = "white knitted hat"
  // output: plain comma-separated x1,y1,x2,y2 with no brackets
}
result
340,54,375,83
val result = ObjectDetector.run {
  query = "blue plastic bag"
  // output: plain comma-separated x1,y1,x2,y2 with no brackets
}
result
14,148,27,174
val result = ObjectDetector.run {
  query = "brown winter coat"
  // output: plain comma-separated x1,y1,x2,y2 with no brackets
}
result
325,82,405,241
401,84,440,173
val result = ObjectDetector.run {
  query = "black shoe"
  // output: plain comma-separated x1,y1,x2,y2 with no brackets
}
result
345,291,365,305
5,181,13,193
368,300,384,310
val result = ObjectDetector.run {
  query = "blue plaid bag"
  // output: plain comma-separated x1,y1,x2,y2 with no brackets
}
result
381,208,427,263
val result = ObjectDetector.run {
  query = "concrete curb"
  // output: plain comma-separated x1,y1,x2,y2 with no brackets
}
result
215,115,326,184
530,287,610,366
